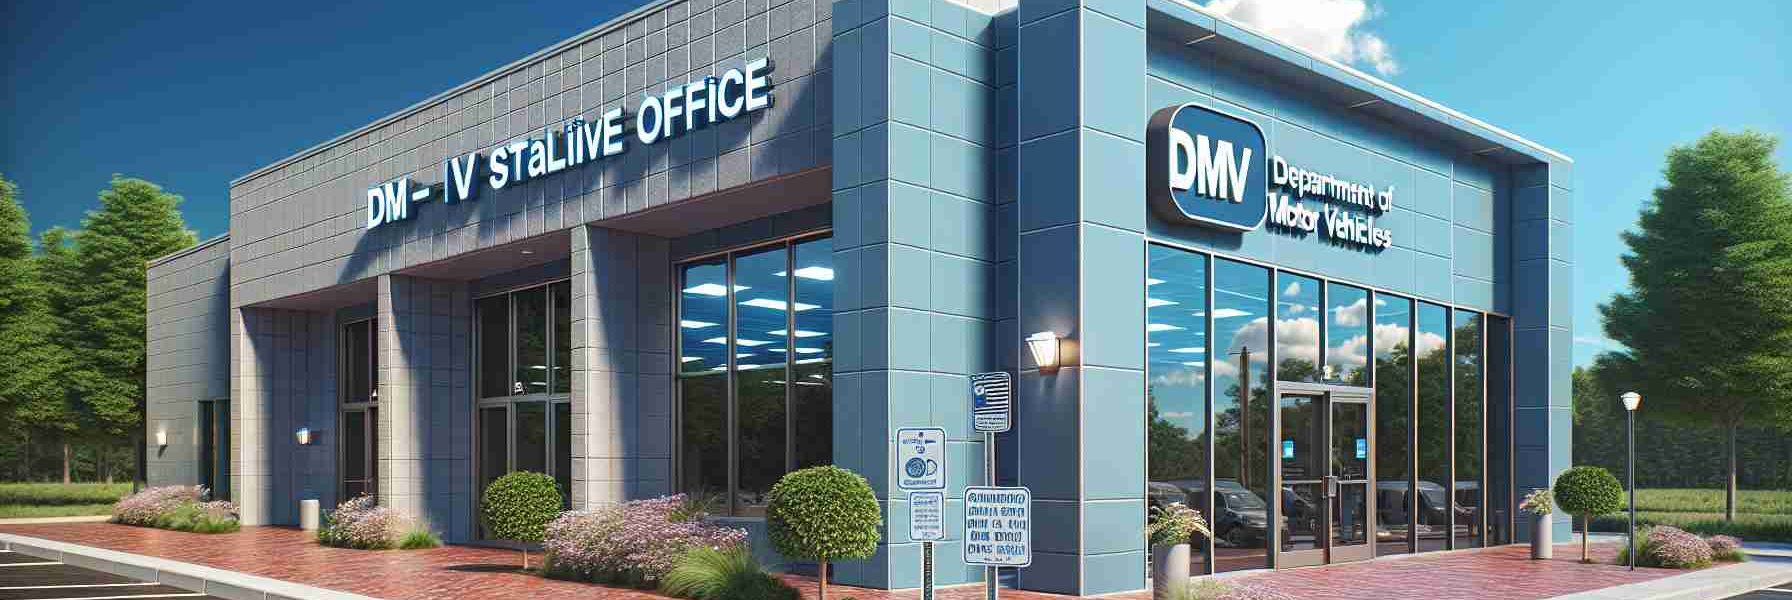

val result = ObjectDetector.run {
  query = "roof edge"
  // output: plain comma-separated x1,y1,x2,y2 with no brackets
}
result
230,0,680,188
147,233,230,269
1167,0,1571,164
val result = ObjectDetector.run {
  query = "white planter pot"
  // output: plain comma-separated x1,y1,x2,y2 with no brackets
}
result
1531,515,1553,559
1151,543,1191,600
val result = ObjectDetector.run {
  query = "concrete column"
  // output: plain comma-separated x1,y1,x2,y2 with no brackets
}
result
1511,161,1574,542
376,274,474,541
829,0,1013,588
570,225,674,509
1013,0,1148,593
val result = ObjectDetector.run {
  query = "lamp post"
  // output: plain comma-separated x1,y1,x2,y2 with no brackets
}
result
1621,391,1642,570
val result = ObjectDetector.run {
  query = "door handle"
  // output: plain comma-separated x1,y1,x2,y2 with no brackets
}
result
1325,476,1340,499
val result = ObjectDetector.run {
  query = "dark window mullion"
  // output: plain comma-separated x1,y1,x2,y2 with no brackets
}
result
725,252,739,517
785,242,796,472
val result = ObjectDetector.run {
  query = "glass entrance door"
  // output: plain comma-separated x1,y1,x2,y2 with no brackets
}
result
1277,387,1373,567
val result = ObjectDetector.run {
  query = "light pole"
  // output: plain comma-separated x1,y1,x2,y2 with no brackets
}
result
1621,391,1642,570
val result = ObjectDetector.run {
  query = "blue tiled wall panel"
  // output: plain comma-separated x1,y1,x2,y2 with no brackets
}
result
832,0,1010,588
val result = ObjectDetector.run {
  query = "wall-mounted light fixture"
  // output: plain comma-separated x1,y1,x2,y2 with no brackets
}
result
1026,331,1062,373
295,427,314,446
154,429,167,447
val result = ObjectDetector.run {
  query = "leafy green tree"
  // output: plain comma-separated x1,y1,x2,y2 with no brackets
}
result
1553,466,1623,563
0,178,78,482
766,465,880,600
63,177,197,483
1598,130,1792,522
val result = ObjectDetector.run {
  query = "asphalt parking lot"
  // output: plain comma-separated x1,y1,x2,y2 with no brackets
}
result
0,549,223,600
1727,580,1792,599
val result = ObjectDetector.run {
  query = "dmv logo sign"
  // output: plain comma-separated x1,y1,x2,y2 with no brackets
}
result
1147,103,1267,232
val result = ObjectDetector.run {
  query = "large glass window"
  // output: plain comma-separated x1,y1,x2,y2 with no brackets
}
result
339,319,379,503
1146,246,1210,574
476,280,573,518
1486,315,1513,545
679,259,729,505
1212,258,1270,572
1454,310,1484,548
677,234,832,517
1275,274,1322,383
1415,303,1451,552
790,238,835,471
1373,294,1413,555
1325,284,1370,385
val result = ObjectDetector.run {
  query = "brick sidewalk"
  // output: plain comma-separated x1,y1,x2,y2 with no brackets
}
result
0,522,1680,599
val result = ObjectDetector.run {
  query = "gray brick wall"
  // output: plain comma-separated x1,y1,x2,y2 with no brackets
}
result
146,237,231,487
226,0,834,309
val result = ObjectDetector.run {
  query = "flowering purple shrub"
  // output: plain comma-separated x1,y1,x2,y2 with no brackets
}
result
112,486,204,526
1707,535,1742,554
1643,526,1714,568
317,495,435,550
543,494,749,585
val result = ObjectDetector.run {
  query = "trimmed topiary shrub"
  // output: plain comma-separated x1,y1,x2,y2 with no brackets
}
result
660,546,800,600
1554,466,1623,563
481,471,563,569
767,466,881,600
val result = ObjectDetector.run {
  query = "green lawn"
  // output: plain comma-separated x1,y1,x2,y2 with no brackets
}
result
0,482,130,520
1588,488,1792,542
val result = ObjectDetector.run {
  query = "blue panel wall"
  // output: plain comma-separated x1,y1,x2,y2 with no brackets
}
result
831,0,1013,588
1014,0,1148,593
1143,34,1511,314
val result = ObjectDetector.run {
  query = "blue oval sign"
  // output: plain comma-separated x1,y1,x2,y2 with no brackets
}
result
1147,103,1268,232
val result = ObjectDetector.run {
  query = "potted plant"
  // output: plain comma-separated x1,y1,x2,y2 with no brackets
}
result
480,471,563,570
1553,466,1623,563
766,466,882,600
1519,488,1554,559
1147,502,1211,600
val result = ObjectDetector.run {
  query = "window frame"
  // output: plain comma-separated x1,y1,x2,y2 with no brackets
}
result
1143,239,1515,570
338,317,379,504
472,279,574,515
673,229,832,517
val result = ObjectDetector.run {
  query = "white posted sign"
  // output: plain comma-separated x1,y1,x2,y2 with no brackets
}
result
910,491,945,542
970,371,1012,433
963,486,1031,567
896,427,948,491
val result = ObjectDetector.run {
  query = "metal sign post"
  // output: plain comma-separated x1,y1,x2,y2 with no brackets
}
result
969,372,1014,599
910,490,944,599
897,429,947,599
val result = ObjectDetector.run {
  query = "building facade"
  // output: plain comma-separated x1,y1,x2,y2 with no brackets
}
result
145,0,1573,594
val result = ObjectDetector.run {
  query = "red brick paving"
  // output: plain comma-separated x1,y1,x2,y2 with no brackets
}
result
0,523,1680,600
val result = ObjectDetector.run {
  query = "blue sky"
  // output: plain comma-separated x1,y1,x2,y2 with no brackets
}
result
2,0,1787,367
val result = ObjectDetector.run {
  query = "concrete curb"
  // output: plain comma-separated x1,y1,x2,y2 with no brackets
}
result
0,532,382,600
0,515,112,525
1545,560,1792,600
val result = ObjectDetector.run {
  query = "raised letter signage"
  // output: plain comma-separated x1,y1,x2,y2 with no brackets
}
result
1147,103,1268,232
365,58,774,230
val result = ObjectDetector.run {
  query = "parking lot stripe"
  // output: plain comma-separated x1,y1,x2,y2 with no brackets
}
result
0,565,59,569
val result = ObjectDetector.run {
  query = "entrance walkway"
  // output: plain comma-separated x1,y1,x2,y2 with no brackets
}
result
0,523,1686,599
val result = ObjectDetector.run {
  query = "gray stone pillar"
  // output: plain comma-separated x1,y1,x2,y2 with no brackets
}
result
570,225,674,509
376,274,474,541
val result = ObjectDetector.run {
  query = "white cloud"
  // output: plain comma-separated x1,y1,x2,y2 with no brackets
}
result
1203,0,1400,76
1332,296,1369,327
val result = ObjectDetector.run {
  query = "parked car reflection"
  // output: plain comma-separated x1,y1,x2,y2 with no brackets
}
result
1147,479,1270,548
1376,480,1451,541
